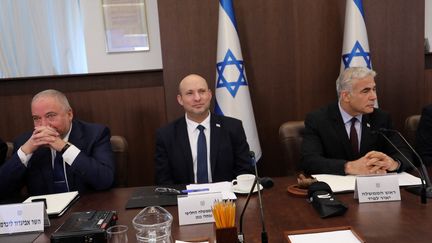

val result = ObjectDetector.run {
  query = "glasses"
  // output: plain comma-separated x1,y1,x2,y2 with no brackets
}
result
155,187,181,195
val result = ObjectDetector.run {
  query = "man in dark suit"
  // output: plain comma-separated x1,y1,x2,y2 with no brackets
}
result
0,89,114,198
415,104,432,166
301,67,411,175
155,74,252,185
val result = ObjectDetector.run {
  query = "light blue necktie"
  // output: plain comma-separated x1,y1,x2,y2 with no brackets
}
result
196,125,208,183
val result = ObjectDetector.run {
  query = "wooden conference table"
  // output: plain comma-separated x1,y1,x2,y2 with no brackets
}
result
34,176,432,243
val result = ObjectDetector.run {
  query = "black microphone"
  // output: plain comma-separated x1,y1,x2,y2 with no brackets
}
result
238,151,268,243
373,128,428,203
378,128,432,200
259,177,274,189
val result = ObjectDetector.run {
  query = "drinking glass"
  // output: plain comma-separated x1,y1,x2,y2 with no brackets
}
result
107,225,129,243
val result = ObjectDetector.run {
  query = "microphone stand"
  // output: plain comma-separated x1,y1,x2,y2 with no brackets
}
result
238,152,268,243
380,128,432,200
254,157,268,243
376,130,427,204
238,177,257,243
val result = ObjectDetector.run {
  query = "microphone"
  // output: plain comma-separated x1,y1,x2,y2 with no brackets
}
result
377,128,432,200
259,177,274,189
373,128,429,203
238,151,268,243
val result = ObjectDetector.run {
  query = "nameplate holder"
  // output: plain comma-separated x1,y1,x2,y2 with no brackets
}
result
354,173,401,203
178,192,223,226
0,202,44,234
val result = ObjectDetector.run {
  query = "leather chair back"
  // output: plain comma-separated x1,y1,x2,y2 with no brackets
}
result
404,115,421,146
6,141,13,161
278,121,305,175
110,135,129,187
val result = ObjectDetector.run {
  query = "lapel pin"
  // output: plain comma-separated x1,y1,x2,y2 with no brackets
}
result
216,123,221,127
366,123,370,128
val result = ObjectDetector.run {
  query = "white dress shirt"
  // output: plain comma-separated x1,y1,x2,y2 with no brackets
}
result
18,124,81,167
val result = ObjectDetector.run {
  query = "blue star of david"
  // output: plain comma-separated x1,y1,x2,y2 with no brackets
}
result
216,49,248,98
342,41,371,69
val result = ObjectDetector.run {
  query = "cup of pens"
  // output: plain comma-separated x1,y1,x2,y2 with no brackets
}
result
212,200,237,243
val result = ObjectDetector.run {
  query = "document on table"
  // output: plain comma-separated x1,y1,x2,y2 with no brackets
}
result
176,241,208,243
186,181,237,200
312,172,422,193
287,229,362,243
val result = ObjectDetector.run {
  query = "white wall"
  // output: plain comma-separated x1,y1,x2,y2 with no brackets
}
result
426,0,432,52
80,0,163,73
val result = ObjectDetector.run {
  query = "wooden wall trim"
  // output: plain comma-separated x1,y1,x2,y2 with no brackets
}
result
0,70,163,96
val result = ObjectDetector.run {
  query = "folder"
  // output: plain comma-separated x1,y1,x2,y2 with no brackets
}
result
125,185,185,209
23,191,79,217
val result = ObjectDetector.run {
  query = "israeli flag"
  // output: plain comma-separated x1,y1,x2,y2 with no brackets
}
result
340,0,372,72
215,0,262,160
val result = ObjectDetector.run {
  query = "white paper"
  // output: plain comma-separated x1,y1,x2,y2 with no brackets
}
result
312,172,421,193
177,192,223,225
23,191,78,216
186,181,237,200
175,241,208,243
0,202,44,234
288,229,362,243
355,174,401,203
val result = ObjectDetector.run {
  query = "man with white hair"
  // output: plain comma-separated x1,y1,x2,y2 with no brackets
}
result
301,67,411,175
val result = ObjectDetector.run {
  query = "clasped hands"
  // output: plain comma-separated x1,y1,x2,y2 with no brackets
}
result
345,151,399,175
21,126,66,155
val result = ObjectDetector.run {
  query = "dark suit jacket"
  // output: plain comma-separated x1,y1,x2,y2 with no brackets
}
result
301,102,411,175
415,104,432,166
0,138,6,166
0,120,115,198
155,114,253,185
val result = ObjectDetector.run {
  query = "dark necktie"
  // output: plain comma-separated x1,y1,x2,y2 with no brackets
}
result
197,125,208,183
350,117,359,155
53,151,68,193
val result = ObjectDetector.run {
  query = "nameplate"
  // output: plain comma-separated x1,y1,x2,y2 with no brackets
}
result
354,173,401,203
0,202,44,234
177,192,223,226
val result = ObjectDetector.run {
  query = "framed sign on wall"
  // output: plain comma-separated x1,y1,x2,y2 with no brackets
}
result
102,0,149,53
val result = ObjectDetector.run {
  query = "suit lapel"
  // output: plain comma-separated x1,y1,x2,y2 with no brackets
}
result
210,115,221,174
177,118,194,182
68,120,84,151
360,114,374,154
329,103,355,158
64,120,84,187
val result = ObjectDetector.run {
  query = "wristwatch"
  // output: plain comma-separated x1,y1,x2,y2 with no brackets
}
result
60,142,71,154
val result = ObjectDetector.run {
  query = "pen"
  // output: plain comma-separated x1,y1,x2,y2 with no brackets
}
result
181,188,210,193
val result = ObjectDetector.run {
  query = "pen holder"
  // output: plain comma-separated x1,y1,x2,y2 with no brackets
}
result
215,226,237,243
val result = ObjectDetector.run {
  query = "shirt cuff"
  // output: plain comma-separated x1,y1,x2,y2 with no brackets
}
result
62,144,80,166
389,159,401,172
17,147,33,167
